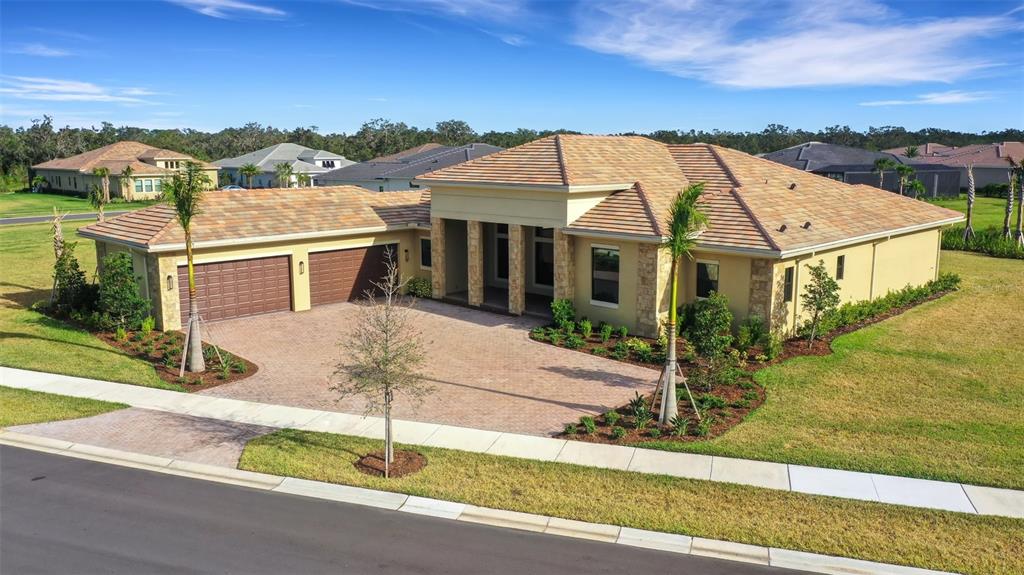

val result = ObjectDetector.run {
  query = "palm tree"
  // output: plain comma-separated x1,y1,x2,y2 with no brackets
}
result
239,163,260,189
873,158,897,189
296,173,311,188
963,164,976,241
165,162,211,373
92,166,111,204
658,182,707,425
119,165,134,201
904,145,920,158
1004,157,1020,240
907,179,926,200
894,164,915,196
274,162,294,188
88,183,106,222
31,175,47,192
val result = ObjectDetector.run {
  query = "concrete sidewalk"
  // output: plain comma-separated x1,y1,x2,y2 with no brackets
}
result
3,366,1022,519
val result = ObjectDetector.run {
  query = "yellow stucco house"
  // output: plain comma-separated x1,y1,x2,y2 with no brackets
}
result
78,135,962,336
33,141,219,200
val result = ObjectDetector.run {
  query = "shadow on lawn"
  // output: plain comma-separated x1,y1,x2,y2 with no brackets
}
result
0,281,50,309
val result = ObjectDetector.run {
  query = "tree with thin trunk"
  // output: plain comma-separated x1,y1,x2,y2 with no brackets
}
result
164,162,211,373
801,260,840,348
296,173,311,188
120,165,134,201
907,179,926,200
31,175,47,192
239,163,260,189
1015,166,1024,247
88,183,107,222
274,162,294,188
657,183,706,426
49,207,66,305
92,166,111,204
872,158,897,189
963,164,976,241
894,164,915,196
1004,157,1020,241
331,249,434,477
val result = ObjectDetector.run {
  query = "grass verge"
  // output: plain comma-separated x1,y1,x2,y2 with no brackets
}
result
638,252,1023,489
0,191,159,219
240,429,1023,575
0,222,175,389
928,195,1008,230
0,385,126,427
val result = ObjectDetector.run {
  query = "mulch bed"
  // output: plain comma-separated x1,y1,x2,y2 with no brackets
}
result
354,450,427,478
95,329,258,392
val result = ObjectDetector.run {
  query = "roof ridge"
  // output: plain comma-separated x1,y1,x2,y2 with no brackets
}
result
632,180,664,237
705,144,742,188
727,187,781,252
554,134,570,186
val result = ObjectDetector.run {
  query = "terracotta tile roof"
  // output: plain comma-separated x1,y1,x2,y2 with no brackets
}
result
568,183,659,237
79,186,429,250
33,141,217,173
418,136,567,185
904,142,1024,168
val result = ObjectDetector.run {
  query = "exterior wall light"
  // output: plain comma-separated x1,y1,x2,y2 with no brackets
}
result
404,248,410,262
166,274,174,291
299,261,305,275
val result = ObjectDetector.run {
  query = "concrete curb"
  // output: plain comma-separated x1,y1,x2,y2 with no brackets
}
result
0,431,959,575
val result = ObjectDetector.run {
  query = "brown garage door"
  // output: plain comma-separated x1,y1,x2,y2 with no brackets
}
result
309,245,395,306
178,256,291,323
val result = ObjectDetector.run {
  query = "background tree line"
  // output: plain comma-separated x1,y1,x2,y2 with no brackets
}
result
2,116,1020,180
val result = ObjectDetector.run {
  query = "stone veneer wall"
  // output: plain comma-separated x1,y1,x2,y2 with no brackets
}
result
153,255,182,331
635,243,671,338
747,258,773,327
508,224,526,315
553,228,575,301
430,217,446,299
467,220,484,306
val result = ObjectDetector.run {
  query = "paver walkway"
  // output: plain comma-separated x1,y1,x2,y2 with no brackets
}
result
200,299,656,435
3,366,1023,519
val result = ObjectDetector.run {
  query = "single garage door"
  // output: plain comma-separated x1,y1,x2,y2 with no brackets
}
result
309,245,395,306
178,256,292,323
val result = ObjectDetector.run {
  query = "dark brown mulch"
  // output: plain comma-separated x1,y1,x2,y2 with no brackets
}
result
95,329,258,392
354,450,427,478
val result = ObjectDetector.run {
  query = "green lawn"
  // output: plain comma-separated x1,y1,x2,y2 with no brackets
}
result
0,385,125,427
0,191,160,219
241,429,1023,575
930,195,1008,230
644,252,1023,489
0,221,176,389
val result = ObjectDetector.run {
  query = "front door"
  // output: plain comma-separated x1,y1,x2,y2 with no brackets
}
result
534,227,554,287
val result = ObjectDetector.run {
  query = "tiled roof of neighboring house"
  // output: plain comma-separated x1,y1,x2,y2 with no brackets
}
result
317,143,503,185
882,143,952,156
372,143,446,163
212,143,353,173
33,141,216,173
901,142,1024,168
78,186,429,251
760,142,905,173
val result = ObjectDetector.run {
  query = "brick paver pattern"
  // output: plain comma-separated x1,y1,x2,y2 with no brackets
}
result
199,299,657,436
11,408,273,467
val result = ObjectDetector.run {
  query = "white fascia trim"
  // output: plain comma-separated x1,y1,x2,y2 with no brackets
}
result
75,231,150,251
692,244,781,258
562,228,665,244
412,179,631,194
777,216,964,259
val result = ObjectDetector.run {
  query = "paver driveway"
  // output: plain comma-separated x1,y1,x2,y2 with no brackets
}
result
199,299,657,435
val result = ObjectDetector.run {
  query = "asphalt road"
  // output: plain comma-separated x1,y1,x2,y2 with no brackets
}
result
0,211,129,226
0,446,798,575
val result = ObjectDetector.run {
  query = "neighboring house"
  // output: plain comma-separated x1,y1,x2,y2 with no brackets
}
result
79,135,962,338
886,142,1024,189
213,143,354,188
32,141,219,200
316,143,503,191
761,142,959,198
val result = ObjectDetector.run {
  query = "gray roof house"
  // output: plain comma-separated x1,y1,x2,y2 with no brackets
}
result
761,142,960,198
213,143,354,188
316,143,503,192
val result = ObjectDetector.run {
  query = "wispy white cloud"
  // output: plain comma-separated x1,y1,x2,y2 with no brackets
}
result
0,76,156,104
25,28,95,41
6,43,73,57
573,0,1021,88
480,29,529,46
339,0,527,21
859,90,995,106
168,0,286,19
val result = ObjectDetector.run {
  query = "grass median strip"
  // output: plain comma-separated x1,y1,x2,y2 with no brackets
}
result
240,429,1024,575
0,385,126,427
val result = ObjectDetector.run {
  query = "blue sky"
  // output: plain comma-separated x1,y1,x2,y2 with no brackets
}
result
1,0,1022,134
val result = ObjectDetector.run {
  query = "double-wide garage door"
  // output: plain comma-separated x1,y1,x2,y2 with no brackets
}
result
178,256,292,323
309,245,394,306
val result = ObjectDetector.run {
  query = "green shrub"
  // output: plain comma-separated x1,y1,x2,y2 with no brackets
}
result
764,333,783,360
131,331,144,342
669,415,690,436
52,242,91,314
623,337,653,362
232,359,248,374
114,326,127,342
735,314,765,353
689,292,733,358
551,298,576,327
599,323,613,342
140,315,155,337
695,415,715,437
590,347,608,357
549,332,564,346
648,428,662,439
580,416,597,434
218,360,232,380
530,327,548,341
563,423,578,436
98,252,150,330
579,319,593,339
697,393,727,410
564,334,585,349
610,426,626,440
406,276,432,298
634,411,653,431
604,410,621,426
561,321,576,335
610,340,629,360
616,325,629,339
163,355,176,368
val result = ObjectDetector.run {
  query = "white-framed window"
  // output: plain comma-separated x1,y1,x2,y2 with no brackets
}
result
419,238,432,269
836,255,845,280
155,179,163,193
143,179,153,193
696,259,720,298
590,245,619,307
134,180,143,194
783,266,795,302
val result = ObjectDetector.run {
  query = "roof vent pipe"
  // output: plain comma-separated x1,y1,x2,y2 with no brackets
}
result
778,224,787,232
802,221,812,229
789,182,798,190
